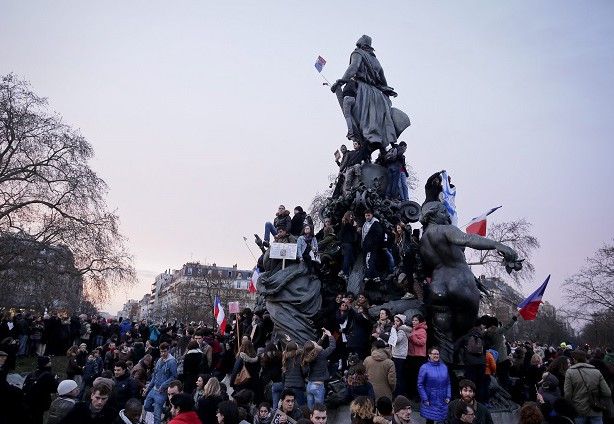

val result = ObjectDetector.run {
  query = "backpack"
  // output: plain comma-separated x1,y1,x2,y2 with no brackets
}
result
466,333,484,355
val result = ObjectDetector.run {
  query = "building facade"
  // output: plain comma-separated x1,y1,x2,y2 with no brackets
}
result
146,262,255,323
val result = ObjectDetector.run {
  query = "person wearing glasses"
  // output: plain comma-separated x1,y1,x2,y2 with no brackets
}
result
417,347,451,424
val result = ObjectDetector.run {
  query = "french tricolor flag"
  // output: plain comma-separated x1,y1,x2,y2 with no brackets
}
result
315,55,326,73
517,275,550,320
466,206,502,236
248,267,259,294
214,295,227,335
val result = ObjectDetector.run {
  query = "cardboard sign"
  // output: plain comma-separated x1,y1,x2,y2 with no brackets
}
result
228,301,240,314
269,242,298,260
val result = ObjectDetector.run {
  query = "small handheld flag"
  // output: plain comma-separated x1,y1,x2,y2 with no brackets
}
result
315,56,326,72
214,295,227,334
517,275,550,320
314,55,330,85
465,206,502,236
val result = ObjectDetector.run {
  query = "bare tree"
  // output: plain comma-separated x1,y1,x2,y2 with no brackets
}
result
562,241,614,315
0,74,135,303
467,219,540,286
578,310,614,347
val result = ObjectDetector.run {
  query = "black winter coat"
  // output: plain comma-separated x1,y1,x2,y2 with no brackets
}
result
361,220,384,252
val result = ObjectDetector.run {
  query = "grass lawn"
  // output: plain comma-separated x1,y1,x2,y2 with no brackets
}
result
15,355,69,379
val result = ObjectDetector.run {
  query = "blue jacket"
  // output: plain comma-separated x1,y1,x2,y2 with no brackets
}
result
147,354,177,392
417,360,451,421
119,320,132,337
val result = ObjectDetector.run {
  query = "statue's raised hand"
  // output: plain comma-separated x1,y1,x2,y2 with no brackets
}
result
330,80,343,93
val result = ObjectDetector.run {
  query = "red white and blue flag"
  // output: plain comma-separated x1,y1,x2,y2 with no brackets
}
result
517,275,550,320
248,267,259,294
315,56,326,73
214,295,227,334
465,206,502,236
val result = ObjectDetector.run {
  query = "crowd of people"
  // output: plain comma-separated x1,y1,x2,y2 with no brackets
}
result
1,306,614,424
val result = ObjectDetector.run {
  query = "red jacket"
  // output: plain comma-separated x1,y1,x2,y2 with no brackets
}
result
407,322,427,357
170,411,203,424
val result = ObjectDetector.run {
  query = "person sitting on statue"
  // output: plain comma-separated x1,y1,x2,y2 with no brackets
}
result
361,209,385,283
255,205,292,249
393,222,416,299
273,226,297,245
335,144,348,168
384,142,407,200
290,206,308,238
338,211,359,279
341,139,371,196
423,172,443,205
297,224,319,272
398,143,410,201
315,217,333,242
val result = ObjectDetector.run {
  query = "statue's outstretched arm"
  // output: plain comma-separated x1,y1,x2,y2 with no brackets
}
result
445,226,518,261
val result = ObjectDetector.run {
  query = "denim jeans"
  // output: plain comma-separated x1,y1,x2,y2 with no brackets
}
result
144,389,166,424
306,381,326,410
264,222,278,242
398,172,409,201
18,335,28,356
386,165,401,199
575,417,603,424
271,381,284,409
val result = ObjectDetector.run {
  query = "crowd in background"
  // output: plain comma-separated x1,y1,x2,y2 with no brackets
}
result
1,305,614,424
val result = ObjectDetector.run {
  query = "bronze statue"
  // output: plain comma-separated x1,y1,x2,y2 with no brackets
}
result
419,201,522,363
331,35,409,151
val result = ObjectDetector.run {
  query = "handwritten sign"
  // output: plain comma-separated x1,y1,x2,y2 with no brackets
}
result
228,301,240,314
269,242,297,260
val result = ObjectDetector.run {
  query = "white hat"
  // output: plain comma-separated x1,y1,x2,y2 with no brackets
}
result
57,379,78,396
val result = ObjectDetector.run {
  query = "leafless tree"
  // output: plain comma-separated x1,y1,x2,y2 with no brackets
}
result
562,241,614,316
467,219,540,286
0,74,135,304
578,310,614,347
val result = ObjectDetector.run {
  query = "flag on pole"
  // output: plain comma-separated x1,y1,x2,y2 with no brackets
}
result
314,56,326,73
517,275,551,320
441,171,457,226
214,295,227,334
248,267,259,294
465,206,502,236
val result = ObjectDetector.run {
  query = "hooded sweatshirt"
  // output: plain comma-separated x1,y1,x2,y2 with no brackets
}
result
364,348,396,400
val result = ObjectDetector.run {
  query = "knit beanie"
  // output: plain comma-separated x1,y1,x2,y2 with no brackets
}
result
57,379,78,396
393,395,412,413
394,314,406,325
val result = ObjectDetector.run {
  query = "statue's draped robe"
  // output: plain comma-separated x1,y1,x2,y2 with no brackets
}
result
341,48,397,149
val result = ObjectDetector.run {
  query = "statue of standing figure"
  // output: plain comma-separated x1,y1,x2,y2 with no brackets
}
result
331,35,410,152
419,201,522,363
